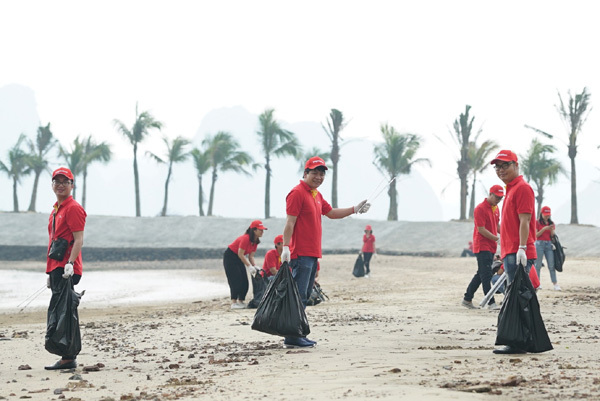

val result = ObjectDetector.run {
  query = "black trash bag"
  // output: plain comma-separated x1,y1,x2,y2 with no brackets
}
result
247,270,269,309
45,276,82,357
552,234,566,273
495,264,553,353
352,254,365,278
251,261,310,338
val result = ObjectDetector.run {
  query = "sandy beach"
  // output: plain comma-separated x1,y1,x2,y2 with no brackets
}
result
1,253,599,400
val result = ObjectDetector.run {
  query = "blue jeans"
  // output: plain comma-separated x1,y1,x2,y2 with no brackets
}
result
290,256,318,308
463,251,495,304
535,240,557,284
503,253,535,284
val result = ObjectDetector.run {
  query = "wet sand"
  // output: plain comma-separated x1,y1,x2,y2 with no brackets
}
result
1,254,599,400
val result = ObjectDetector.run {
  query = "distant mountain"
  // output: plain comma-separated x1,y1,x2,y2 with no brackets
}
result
0,84,39,153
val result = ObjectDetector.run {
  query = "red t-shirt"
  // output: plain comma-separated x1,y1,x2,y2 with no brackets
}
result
499,176,537,259
228,233,258,255
262,248,281,277
536,221,555,241
472,198,499,253
46,196,87,275
362,234,376,253
286,180,333,258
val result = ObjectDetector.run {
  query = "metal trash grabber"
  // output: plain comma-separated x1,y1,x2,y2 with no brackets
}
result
357,177,396,213
479,272,507,308
17,284,47,312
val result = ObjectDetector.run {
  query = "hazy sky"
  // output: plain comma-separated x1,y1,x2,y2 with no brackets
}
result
1,1,599,224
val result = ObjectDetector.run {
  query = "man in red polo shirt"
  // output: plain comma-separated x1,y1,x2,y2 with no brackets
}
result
280,156,370,348
461,185,503,310
490,150,538,354
263,234,283,278
45,167,87,370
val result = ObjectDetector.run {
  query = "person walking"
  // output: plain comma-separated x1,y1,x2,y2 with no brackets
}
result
281,156,370,348
45,167,87,370
489,150,538,354
263,234,283,279
461,185,504,310
535,206,560,290
361,225,376,277
223,220,266,309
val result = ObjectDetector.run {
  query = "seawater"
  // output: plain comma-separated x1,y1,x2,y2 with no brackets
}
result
0,270,229,312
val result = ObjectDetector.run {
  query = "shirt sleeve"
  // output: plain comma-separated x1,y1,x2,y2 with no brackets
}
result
320,197,333,215
67,205,87,232
473,205,486,228
515,186,535,215
238,235,251,254
286,190,302,216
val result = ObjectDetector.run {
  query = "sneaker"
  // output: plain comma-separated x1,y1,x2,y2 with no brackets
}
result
231,303,246,309
553,284,561,291
461,300,478,309
488,302,501,310
364,274,370,278
283,337,315,349
304,338,317,345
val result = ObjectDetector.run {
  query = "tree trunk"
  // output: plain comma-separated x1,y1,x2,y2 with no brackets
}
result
12,177,19,212
27,171,41,212
536,185,544,220
331,138,339,208
82,168,88,209
133,143,141,217
569,149,578,224
198,174,205,216
208,168,217,216
468,173,476,219
458,161,469,220
161,163,172,217
387,177,398,221
265,157,271,219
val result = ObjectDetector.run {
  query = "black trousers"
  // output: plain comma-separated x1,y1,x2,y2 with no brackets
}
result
223,248,249,301
463,251,495,305
48,268,81,360
363,252,373,274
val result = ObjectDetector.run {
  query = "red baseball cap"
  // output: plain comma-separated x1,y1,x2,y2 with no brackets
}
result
305,156,328,170
490,150,518,165
490,185,505,197
365,225,372,231
273,234,283,244
250,220,267,230
541,206,551,216
52,167,74,181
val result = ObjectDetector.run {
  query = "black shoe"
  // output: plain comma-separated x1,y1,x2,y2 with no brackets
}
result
493,346,525,355
44,360,77,370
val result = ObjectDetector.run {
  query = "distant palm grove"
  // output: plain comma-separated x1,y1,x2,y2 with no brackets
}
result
0,88,592,222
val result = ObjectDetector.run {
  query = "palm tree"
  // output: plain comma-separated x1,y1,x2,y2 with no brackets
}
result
26,123,57,212
447,105,481,220
373,124,430,221
0,134,32,212
525,88,592,224
190,147,211,216
297,147,331,173
81,135,112,209
146,136,190,216
203,131,254,216
520,139,564,217
467,137,499,218
256,108,300,219
113,103,163,217
58,136,85,199
322,109,348,208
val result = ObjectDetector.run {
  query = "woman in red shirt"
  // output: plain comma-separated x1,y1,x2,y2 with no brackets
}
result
361,225,376,277
223,220,266,309
535,206,559,290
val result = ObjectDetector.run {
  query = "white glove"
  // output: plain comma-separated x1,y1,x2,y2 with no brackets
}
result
63,262,74,279
46,276,51,288
251,265,259,276
516,248,527,267
354,200,371,214
281,246,291,263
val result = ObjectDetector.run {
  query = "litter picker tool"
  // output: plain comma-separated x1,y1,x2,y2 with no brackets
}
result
17,284,47,312
357,176,396,213
479,272,507,308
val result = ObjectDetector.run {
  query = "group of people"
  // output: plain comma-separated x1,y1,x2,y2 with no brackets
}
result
460,149,559,354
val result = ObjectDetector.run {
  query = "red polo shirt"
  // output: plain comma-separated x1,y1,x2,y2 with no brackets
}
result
47,196,87,275
286,180,333,258
536,221,555,241
362,234,376,253
472,198,499,253
499,175,537,259
228,233,258,256
262,248,281,277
